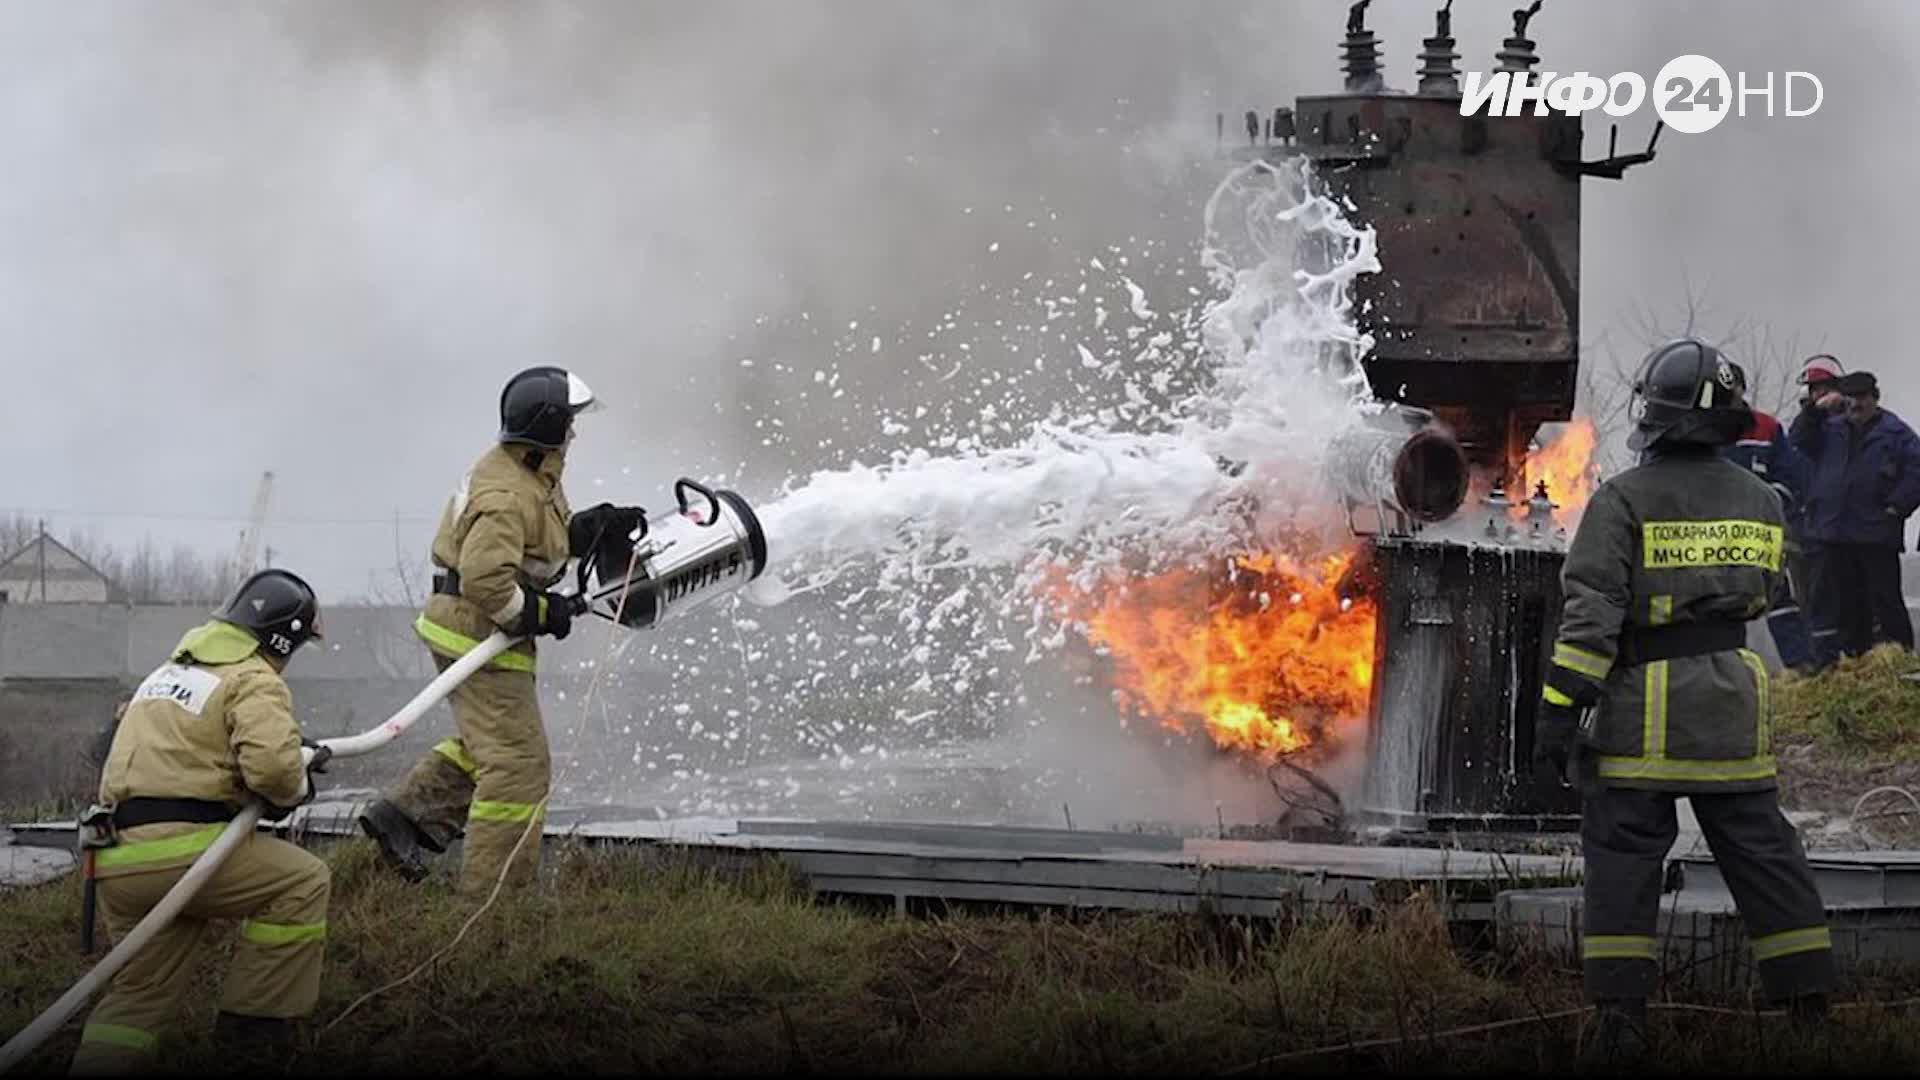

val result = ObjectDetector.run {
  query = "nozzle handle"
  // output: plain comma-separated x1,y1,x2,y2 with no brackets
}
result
674,477,723,526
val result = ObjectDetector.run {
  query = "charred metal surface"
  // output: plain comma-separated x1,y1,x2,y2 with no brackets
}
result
1226,15,1653,484
1359,538,1579,824
1248,95,1585,481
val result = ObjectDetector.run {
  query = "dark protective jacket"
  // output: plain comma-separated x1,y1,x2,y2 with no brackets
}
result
1723,411,1809,516
1546,448,1782,792
1789,405,1920,549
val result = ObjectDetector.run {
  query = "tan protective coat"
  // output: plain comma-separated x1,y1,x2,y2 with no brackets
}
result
387,441,571,895
96,622,308,829
416,442,572,671
71,621,328,1073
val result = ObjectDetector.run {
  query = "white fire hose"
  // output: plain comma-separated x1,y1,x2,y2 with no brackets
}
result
0,631,517,1074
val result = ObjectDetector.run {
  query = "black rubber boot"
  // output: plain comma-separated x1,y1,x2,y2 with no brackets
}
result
1578,999,1651,1070
357,798,434,883
211,1011,295,1065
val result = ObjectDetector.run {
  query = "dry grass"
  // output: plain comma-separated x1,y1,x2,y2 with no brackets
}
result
5,837,1920,1074
1775,645,1920,843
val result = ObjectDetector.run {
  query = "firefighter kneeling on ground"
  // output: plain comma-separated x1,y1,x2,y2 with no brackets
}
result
357,366,643,896
70,570,331,1075
1535,338,1836,1066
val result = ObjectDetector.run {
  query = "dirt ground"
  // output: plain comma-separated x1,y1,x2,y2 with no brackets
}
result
1774,645,1920,848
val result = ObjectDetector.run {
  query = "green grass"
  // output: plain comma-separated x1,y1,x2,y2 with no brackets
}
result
6,838,1920,1074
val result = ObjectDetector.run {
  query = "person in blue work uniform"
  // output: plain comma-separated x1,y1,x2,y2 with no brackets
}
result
1789,356,1845,661
1722,362,1815,671
1790,369,1920,665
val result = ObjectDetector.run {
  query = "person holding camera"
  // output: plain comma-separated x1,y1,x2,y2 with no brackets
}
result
1791,368,1920,665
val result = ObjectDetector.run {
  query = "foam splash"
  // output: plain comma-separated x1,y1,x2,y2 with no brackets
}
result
750,157,1381,615
585,157,1389,821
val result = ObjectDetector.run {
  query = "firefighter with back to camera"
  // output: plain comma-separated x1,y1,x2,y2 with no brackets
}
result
1534,338,1835,1065
69,569,331,1075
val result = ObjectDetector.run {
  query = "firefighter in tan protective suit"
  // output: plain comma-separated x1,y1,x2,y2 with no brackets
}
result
70,569,330,1075
1535,339,1836,1067
357,366,642,896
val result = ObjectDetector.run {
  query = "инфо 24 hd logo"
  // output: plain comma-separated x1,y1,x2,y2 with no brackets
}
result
1460,56,1823,134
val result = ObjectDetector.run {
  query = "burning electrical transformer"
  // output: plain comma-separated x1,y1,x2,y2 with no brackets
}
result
1208,0,1659,830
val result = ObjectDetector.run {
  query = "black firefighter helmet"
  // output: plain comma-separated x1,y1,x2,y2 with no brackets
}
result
499,366,603,450
216,568,324,661
1626,337,1753,452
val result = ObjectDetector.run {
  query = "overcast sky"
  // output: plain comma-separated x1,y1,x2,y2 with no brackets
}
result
2,1,1914,599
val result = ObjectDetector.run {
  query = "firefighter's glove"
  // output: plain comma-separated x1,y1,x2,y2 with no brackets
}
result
262,741,332,823
1533,699,1579,786
569,503,648,558
514,585,575,640
301,736,331,774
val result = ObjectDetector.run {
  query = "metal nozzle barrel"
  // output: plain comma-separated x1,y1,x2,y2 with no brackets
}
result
581,478,771,630
1328,416,1470,524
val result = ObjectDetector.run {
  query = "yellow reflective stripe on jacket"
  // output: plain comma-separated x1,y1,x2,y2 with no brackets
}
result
1582,934,1657,961
1644,660,1670,760
240,919,327,946
1642,598,1672,756
433,738,479,777
1542,685,1575,707
470,800,542,823
80,1023,156,1051
1641,520,1783,571
1740,648,1771,756
1597,754,1777,783
1553,643,1612,680
93,824,226,871
1751,925,1831,962
414,615,534,673
1650,594,1673,626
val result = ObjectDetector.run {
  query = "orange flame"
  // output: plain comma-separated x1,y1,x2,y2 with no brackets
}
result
1517,418,1599,527
1054,549,1377,761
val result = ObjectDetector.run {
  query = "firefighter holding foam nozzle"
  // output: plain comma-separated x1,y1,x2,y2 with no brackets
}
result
358,366,644,895
1534,338,1834,1065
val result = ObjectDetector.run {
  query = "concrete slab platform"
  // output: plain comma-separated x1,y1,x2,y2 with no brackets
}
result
10,795,1583,919
1675,848,1920,907
1498,883,1920,990
0,831,74,888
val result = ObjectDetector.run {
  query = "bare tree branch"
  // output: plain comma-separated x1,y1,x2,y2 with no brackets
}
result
1581,281,1822,472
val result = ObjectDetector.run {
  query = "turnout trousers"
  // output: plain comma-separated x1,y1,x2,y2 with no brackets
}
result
1580,786,1835,1002
69,828,329,1075
381,656,550,896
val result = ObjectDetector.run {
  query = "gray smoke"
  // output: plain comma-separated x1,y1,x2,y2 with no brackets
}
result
6,2,1905,592
4,3,1914,822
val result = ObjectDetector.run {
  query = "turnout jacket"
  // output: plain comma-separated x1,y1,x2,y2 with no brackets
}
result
1545,448,1782,792
415,442,573,673
94,620,310,877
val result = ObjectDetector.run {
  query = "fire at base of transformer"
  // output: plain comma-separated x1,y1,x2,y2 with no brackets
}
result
1052,2,1647,835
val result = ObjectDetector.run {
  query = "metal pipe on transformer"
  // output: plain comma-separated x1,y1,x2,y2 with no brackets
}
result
1325,415,1470,524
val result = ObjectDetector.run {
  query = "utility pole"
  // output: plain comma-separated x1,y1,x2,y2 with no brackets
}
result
36,519,46,602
